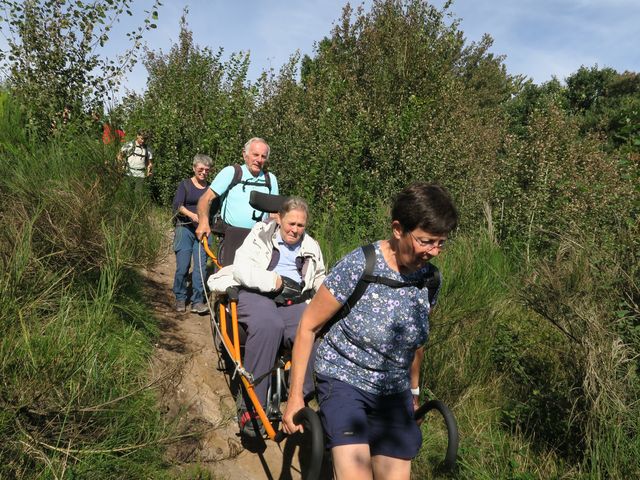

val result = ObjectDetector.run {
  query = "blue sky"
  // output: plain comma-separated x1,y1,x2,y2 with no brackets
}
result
438,0,640,82
116,0,640,92
93,0,640,95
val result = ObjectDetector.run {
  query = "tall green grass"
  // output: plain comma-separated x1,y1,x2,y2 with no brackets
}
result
310,195,390,268
518,232,640,479
412,232,560,479
0,95,172,478
412,229,640,479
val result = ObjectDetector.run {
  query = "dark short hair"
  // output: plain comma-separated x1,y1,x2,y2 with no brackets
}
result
137,129,150,141
391,183,458,234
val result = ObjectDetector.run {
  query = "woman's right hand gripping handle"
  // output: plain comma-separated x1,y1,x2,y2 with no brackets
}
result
195,220,210,241
281,307,316,435
283,395,306,435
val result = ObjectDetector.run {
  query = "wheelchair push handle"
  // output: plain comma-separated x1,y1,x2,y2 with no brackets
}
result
414,399,459,471
274,407,324,480
201,235,222,270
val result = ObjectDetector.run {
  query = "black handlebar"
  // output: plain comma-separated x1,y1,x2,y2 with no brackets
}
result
249,191,288,214
274,407,324,480
414,399,458,470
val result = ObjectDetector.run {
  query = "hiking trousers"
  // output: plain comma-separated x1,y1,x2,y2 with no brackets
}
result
236,290,316,409
173,224,209,305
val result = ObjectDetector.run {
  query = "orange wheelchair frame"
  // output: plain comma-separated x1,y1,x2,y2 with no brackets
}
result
202,234,324,478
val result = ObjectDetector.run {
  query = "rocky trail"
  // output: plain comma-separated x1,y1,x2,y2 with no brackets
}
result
142,239,323,479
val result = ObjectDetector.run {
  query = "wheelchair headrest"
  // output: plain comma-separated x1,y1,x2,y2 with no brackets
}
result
249,191,288,214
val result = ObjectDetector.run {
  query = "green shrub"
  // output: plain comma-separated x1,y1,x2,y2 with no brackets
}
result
412,232,565,478
412,227,639,478
519,233,640,478
121,14,256,205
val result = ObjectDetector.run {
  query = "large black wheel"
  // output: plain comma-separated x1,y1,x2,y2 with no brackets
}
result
275,407,324,480
414,399,458,470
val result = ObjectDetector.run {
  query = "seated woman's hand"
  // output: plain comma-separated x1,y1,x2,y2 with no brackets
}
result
279,276,303,300
272,276,305,305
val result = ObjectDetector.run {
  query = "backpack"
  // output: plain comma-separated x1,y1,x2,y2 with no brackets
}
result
211,164,272,234
322,244,441,334
124,141,151,164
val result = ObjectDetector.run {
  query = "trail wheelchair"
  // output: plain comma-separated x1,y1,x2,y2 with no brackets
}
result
202,191,325,480
414,393,459,471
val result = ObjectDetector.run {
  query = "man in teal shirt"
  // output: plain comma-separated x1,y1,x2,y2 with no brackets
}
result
196,137,279,265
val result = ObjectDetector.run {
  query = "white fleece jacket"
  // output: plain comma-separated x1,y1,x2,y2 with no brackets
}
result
207,220,326,297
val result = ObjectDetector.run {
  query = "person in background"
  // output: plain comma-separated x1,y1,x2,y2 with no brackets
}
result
195,137,278,266
117,129,153,193
172,154,214,314
283,183,458,480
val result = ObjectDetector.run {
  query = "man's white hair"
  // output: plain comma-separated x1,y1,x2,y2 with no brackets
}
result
243,137,270,159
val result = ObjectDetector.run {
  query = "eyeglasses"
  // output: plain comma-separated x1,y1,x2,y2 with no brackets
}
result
409,231,447,250
195,167,210,173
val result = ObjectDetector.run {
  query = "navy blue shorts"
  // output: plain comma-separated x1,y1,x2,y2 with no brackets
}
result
315,373,422,459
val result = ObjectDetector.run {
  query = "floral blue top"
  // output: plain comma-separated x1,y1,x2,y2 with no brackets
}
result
315,241,439,395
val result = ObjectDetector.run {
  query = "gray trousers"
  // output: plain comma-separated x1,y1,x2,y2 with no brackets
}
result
237,290,315,409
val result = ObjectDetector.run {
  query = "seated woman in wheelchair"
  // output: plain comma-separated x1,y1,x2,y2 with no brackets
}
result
208,196,326,437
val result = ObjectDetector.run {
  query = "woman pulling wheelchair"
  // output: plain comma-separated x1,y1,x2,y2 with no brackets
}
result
283,183,458,480
207,196,326,438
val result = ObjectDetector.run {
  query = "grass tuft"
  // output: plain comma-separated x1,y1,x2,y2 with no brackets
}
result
0,95,172,479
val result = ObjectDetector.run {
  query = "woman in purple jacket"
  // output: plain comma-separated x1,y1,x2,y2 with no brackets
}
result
172,154,213,314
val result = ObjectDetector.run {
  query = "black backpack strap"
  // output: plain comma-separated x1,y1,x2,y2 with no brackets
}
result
361,274,414,288
129,144,150,162
361,267,440,291
426,267,441,305
343,244,443,306
264,171,272,193
214,164,244,203
339,243,376,315
219,164,244,220
320,244,443,337
227,164,244,192
233,164,243,185
236,168,272,193
319,244,374,336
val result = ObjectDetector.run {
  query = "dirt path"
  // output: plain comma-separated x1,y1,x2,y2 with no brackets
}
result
143,238,316,479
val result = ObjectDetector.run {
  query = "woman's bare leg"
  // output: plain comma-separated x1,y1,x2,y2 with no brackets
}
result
372,455,411,480
331,444,373,480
